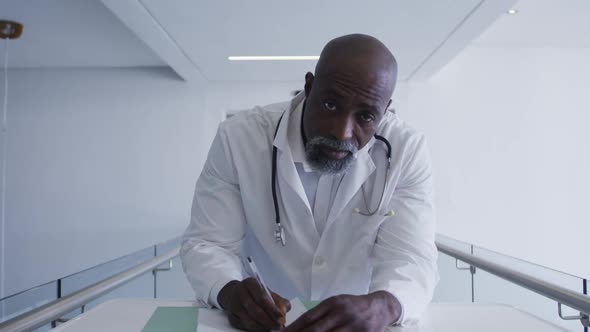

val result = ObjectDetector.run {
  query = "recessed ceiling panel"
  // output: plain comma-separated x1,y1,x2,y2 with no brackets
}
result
1,0,165,68
472,0,590,47
140,0,483,81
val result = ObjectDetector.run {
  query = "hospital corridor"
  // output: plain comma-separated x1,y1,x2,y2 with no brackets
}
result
0,0,588,331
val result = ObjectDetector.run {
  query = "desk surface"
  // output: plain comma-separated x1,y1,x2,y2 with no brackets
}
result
53,299,569,332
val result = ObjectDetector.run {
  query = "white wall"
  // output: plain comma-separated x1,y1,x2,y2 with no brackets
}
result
0,62,411,300
204,79,410,119
0,67,218,297
205,81,303,118
0,69,371,298
403,46,590,279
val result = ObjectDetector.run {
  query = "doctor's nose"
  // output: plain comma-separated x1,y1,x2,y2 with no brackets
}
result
330,115,354,142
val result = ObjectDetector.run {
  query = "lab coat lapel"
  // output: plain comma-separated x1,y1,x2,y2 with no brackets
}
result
272,94,320,244
276,151,320,246
326,146,376,228
272,93,311,213
277,151,311,213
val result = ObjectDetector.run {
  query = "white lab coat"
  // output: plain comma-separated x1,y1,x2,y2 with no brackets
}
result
181,93,438,325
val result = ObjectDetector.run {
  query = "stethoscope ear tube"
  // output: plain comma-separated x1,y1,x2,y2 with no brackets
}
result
271,113,394,246
272,115,286,246
374,134,392,159
272,145,286,246
354,135,393,216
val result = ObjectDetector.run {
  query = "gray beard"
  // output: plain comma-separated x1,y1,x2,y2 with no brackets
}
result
305,136,358,175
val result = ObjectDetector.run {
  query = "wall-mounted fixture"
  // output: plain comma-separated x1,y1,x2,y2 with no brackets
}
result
1,20,23,272
0,21,23,39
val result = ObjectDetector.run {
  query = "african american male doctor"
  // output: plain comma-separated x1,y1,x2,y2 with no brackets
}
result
181,34,438,331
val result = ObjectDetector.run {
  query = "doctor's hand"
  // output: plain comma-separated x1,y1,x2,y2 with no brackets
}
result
283,291,401,332
218,278,291,331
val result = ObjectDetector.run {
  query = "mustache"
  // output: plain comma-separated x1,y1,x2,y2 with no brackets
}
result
306,136,358,154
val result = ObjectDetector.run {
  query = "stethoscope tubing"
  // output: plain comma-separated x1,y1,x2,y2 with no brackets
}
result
271,113,393,246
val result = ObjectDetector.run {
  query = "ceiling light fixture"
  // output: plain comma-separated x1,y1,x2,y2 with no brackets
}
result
507,9,518,15
228,56,319,61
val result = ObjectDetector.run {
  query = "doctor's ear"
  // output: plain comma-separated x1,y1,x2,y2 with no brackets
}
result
304,72,314,98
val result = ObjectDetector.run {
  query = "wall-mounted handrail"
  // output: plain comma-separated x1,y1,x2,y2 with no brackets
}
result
0,248,179,332
436,240,590,320
3,235,589,331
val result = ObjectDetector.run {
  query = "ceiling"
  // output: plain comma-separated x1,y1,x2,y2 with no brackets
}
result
472,0,590,47
135,0,518,81
0,0,164,68
139,0,485,82
1,0,521,81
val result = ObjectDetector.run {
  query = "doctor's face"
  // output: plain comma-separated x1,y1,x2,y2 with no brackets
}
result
302,67,393,174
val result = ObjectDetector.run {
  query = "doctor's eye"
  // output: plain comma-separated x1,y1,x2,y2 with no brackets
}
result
323,102,337,111
359,112,375,123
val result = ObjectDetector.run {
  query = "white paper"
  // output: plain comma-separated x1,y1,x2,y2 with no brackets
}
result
196,308,242,332
285,298,308,326
196,298,308,332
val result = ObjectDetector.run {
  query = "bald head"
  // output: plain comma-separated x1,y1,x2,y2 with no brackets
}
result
315,34,397,95
302,34,398,174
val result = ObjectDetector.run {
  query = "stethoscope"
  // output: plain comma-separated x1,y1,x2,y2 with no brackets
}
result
271,113,395,247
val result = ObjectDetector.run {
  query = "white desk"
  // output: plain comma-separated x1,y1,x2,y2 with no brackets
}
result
53,299,569,332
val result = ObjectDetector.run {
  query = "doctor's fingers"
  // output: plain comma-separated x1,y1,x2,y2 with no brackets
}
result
283,302,334,332
243,278,285,319
227,279,283,330
228,311,266,332
271,292,291,314
239,296,284,331
288,315,346,332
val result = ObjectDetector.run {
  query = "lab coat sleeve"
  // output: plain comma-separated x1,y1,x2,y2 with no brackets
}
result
180,124,247,308
369,134,439,326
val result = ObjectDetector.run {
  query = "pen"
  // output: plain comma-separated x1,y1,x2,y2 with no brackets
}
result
247,256,276,305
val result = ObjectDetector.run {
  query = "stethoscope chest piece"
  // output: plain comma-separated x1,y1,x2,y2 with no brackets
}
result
275,223,286,246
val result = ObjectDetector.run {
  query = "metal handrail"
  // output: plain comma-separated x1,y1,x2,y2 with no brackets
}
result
0,247,179,332
2,237,589,331
0,237,181,303
436,240,590,318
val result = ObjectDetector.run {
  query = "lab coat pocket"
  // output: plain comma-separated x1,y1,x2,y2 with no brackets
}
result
351,213,387,234
348,213,386,262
